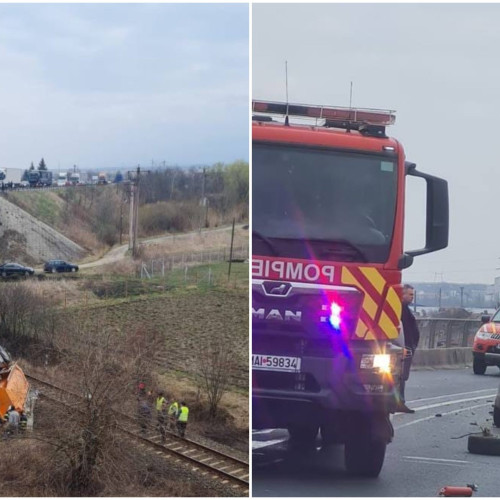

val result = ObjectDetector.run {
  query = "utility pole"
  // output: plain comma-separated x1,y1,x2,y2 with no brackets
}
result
199,167,206,233
228,217,236,281
127,165,150,258
460,286,464,308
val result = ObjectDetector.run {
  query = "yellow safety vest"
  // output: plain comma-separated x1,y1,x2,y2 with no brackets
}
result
169,402,179,416
178,406,189,423
156,396,166,411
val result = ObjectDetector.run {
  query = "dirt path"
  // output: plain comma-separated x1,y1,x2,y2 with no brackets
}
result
79,224,246,270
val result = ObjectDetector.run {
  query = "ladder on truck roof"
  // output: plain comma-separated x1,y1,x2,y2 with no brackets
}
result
252,100,396,137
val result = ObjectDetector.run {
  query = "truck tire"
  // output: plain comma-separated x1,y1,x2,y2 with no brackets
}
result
321,423,342,446
344,436,386,477
1,271,6,277
494,406,500,428
468,434,500,455
71,267,76,272
287,424,319,447
473,357,487,375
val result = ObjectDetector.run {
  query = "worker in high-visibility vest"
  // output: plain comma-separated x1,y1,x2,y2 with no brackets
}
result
168,400,179,431
155,391,167,442
177,401,189,438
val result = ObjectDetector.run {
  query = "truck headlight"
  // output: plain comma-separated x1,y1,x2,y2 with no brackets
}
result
360,354,392,373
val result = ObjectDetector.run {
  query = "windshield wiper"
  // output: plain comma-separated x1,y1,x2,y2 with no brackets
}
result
252,231,278,256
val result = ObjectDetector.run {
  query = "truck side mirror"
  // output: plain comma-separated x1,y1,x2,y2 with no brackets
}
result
404,162,449,258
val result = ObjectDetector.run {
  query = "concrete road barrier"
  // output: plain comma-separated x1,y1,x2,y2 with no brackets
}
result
412,348,472,368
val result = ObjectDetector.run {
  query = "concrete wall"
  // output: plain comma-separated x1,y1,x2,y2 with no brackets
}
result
0,195,85,263
413,347,472,369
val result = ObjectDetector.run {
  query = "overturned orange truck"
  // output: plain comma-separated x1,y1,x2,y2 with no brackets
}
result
0,346,29,417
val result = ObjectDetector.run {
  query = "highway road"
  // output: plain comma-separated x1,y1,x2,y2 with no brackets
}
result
252,367,500,497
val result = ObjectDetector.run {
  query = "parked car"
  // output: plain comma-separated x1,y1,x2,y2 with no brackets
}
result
472,309,500,374
43,260,79,273
0,262,35,277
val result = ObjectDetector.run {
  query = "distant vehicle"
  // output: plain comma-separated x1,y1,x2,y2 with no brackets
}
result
43,260,79,273
28,170,52,187
57,172,68,187
97,172,108,185
19,181,29,188
0,263,35,277
0,169,5,181
69,172,80,185
472,310,500,374
91,175,99,185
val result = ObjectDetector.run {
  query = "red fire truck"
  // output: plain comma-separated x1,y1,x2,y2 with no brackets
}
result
252,100,449,477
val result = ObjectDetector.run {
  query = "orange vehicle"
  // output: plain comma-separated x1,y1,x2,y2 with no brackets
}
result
0,346,29,417
472,310,500,374
252,100,449,476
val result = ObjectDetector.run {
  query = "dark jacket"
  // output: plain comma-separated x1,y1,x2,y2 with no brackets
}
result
401,303,420,351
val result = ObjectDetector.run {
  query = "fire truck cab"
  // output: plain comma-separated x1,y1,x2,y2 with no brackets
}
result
252,101,449,477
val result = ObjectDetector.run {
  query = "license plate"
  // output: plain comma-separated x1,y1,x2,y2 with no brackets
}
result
252,354,301,372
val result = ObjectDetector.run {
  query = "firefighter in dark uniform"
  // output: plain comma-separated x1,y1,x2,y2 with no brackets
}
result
398,284,420,413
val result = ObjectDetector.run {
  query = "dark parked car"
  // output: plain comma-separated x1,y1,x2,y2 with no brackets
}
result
0,262,35,277
44,260,79,273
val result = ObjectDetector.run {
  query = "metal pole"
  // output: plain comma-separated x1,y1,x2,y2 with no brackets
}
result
228,217,235,281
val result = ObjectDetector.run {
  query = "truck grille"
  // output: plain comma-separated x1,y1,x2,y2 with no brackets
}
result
252,371,320,392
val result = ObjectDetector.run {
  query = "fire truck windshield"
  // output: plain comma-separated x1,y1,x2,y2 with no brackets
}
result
253,142,398,263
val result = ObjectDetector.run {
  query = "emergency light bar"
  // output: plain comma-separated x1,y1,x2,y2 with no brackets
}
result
253,100,396,127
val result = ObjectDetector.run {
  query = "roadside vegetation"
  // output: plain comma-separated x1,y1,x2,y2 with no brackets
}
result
0,262,248,496
5,161,248,259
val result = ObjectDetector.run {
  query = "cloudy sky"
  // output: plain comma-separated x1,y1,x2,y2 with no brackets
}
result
253,3,500,285
0,4,248,171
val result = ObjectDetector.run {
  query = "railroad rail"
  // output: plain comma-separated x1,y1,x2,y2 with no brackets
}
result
26,374,249,492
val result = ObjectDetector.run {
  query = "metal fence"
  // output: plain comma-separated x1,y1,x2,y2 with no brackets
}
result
140,245,248,279
416,318,482,349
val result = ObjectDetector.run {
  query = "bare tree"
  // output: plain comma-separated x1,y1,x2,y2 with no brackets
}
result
196,334,236,419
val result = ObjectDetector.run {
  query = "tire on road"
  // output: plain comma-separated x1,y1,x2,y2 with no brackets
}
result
494,406,500,428
468,434,500,455
287,424,319,447
473,357,487,375
344,436,386,477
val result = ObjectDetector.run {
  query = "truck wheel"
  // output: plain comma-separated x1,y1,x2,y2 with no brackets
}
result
71,267,76,272
287,424,319,446
1,271,6,277
344,436,386,477
473,357,487,375
321,423,342,446
494,406,500,428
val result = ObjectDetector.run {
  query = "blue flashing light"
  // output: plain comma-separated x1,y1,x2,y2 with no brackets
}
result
329,302,342,330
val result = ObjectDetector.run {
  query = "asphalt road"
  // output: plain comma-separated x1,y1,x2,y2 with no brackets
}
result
252,366,500,497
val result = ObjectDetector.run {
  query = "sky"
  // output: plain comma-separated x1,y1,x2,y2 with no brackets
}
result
253,3,500,285
0,4,249,171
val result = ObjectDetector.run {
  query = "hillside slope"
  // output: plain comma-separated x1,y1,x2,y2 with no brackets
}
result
0,195,85,265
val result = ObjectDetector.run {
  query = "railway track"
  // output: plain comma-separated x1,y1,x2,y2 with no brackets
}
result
26,374,249,493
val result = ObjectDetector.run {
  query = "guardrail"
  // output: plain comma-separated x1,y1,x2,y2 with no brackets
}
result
416,318,481,349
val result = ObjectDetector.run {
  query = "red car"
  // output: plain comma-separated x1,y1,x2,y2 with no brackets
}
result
472,310,500,374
